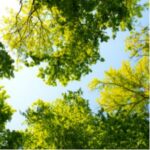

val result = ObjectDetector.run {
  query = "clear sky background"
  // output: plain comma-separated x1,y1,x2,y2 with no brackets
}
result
0,0,148,130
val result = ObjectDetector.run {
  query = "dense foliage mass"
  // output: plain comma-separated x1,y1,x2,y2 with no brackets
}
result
13,90,149,149
17,90,149,149
0,89,149,149
89,27,149,113
0,87,14,130
0,0,149,149
0,42,14,79
0,87,17,148
1,0,144,85
22,90,93,149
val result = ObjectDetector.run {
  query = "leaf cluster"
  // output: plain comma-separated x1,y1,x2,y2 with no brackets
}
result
0,42,14,79
89,27,149,113
21,90,149,149
0,0,144,85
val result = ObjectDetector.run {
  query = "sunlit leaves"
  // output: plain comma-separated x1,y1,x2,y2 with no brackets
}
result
125,26,149,59
89,27,149,113
88,78,100,90
0,0,144,85
99,61,148,112
0,1,148,149
22,90,149,149
22,90,93,149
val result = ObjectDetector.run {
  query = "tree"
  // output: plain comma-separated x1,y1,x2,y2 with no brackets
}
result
125,26,149,59
0,0,145,85
0,87,14,130
22,90,95,149
0,86,15,148
0,63,22,148
0,42,14,79
89,27,149,113
0,1,148,149
21,90,149,149
94,109,149,149
0,129,24,149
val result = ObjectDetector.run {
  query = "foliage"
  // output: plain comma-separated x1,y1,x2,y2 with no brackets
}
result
22,90,94,149
125,26,149,59
0,88,148,149
0,0,144,85
89,27,149,113
0,87,16,148
0,1,148,149
0,87,14,129
94,109,149,149
0,42,14,79
0,129,23,149
21,90,149,149
0,52,22,149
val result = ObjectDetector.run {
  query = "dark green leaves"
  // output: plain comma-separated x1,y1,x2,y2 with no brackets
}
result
0,42,14,79
0,130,23,149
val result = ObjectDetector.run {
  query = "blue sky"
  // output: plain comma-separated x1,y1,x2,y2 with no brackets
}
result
0,0,148,130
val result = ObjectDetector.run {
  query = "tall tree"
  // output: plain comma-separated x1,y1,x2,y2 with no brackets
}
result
21,90,149,149
94,109,149,149
1,0,145,85
22,90,95,149
89,27,149,113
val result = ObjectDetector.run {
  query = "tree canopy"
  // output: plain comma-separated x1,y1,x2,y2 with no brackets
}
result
0,0,149,149
95,109,149,149
0,89,148,149
0,86,16,148
0,42,14,79
1,0,144,85
19,90,149,149
22,90,93,149
0,87,14,130
89,27,149,113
